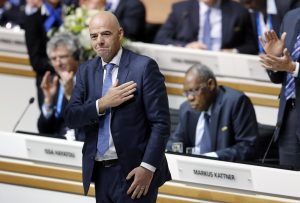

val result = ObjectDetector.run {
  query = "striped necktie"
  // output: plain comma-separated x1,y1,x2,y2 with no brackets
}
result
285,34,300,100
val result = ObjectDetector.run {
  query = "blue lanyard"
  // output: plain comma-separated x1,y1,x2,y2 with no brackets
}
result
256,12,273,53
55,85,64,118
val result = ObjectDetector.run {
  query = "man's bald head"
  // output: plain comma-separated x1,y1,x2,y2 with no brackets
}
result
89,11,124,62
89,11,121,32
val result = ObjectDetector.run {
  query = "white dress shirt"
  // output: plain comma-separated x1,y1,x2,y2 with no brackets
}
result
198,1,222,51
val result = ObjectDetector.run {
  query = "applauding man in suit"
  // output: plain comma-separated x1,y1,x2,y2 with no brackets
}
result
38,32,84,141
65,11,171,202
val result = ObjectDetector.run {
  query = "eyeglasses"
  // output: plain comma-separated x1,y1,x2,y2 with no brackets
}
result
183,84,207,97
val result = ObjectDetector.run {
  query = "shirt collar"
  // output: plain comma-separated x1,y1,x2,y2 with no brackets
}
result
204,105,212,117
41,4,49,16
101,47,123,68
200,0,221,10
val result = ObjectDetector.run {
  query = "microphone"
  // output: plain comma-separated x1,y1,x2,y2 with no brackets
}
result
12,97,35,132
261,132,275,164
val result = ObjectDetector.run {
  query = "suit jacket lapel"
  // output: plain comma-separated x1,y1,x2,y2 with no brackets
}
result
210,88,223,150
190,0,200,39
117,48,130,85
94,57,104,100
114,0,123,16
111,48,130,117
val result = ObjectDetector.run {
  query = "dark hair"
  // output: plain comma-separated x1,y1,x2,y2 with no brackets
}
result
186,63,216,83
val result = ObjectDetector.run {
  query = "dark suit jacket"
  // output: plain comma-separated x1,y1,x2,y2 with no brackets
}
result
167,86,258,162
37,84,85,141
154,0,257,54
24,8,55,108
114,0,145,41
65,48,171,195
24,8,54,77
266,8,300,141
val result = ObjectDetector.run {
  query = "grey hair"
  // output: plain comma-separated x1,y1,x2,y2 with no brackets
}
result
186,63,216,83
46,32,82,61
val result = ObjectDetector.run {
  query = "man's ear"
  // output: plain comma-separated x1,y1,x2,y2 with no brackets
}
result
207,78,216,91
119,27,124,40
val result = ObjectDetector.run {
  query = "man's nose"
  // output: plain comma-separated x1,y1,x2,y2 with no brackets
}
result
187,94,195,101
96,35,105,43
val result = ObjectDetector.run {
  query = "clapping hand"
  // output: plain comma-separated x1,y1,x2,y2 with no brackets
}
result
40,71,59,105
259,30,286,56
59,71,74,100
259,48,296,72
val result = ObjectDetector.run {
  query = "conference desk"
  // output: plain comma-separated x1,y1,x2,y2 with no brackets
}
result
0,131,299,203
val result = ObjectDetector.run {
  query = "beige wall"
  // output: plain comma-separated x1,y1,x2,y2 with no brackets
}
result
142,0,183,24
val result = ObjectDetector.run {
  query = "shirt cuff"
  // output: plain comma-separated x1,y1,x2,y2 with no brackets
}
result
141,162,156,172
96,100,105,116
42,103,53,119
292,62,299,77
203,152,218,158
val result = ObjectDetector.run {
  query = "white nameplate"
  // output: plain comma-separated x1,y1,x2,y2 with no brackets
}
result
25,139,82,167
177,160,253,190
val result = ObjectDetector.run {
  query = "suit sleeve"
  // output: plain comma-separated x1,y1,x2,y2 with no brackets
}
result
141,60,171,168
117,0,145,41
216,95,258,161
64,64,99,129
235,9,258,54
154,5,187,46
38,113,56,134
24,14,54,75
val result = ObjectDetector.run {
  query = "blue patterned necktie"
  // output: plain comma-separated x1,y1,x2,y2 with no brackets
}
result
97,63,114,155
285,34,300,100
200,113,212,154
202,8,212,50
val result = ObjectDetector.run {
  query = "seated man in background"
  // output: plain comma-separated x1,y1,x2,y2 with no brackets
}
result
167,63,258,162
38,32,84,141
105,0,145,41
154,0,257,54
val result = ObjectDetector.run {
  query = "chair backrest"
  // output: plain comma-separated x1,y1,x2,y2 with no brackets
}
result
169,108,179,134
255,123,278,164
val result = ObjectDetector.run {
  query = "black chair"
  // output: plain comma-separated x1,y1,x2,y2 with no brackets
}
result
169,108,179,134
143,23,161,43
254,123,279,164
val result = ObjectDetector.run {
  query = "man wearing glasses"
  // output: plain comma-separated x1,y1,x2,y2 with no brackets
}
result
167,63,258,161
38,32,85,141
